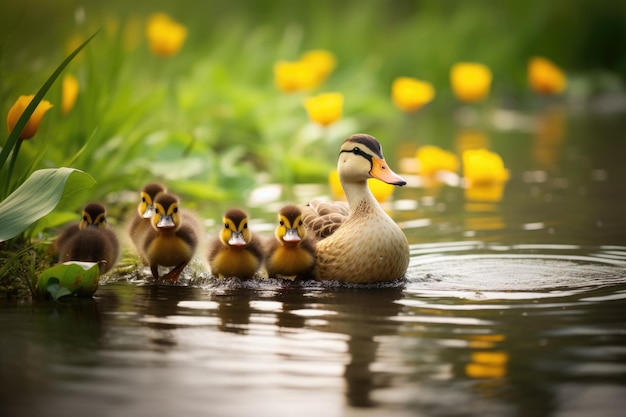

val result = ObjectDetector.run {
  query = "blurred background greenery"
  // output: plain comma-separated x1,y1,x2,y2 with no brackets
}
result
1,0,625,222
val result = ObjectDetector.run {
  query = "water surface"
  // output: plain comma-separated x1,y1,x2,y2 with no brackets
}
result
1,113,626,417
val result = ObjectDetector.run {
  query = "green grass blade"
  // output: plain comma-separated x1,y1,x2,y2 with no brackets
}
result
0,30,100,170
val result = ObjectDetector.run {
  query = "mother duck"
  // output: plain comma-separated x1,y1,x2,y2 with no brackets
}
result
302,133,409,283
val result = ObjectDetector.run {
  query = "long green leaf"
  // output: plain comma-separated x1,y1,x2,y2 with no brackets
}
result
0,168,95,242
0,30,99,169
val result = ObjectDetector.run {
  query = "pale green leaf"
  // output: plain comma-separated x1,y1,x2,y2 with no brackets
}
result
0,168,96,242
37,262,100,299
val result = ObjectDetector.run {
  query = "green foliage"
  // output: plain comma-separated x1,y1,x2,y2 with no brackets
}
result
0,168,95,242
36,262,100,300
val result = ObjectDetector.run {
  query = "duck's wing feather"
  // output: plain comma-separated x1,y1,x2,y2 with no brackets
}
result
302,199,349,240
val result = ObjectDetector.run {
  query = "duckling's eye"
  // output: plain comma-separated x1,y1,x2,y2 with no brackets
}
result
224,223,229,229
83,215,88,222
243,223,248,229
299,220,303,226
142,197,146,203
352,147,360,154
279,220,284,226
173,207,178,213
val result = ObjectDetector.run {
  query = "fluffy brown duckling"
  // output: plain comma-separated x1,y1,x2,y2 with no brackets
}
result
265,204,315,280
128,183,166,256
207,208,264,279
141,193,200,281
55,202,120,274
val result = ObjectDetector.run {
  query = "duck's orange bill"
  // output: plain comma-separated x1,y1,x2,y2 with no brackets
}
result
370,156,407,186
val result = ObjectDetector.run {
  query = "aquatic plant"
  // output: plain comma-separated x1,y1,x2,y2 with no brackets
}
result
462,148,509,186
528,56,567,95
304,92,343,127
416,145,460,176
61,74,79,116
145,12,187,58
391,76,435,112
6,96,53,140
450,62,492,103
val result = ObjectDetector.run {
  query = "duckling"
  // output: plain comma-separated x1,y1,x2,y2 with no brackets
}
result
265,204,316,280
207,208,264,279
128,183,166,256
55,203,120,274
302,133,409,283
142,193,200,281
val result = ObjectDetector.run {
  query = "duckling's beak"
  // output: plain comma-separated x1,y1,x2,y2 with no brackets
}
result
228,231,247,246
143,204,156,219
157,214,176,229
283,228,301,242
370,156,407,186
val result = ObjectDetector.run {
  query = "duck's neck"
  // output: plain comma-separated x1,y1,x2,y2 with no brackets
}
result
342,180,381,216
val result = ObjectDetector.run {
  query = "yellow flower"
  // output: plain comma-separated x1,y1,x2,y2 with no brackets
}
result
146,13,187,58
7,95,53,140
450,63,492,103
462,148,509,185
329,169,395,203
61,74,79,115
304,92,343,126
392,77,435,112
274,60,319,92
300,49,336,84
528,56,566,95
464,182,506,203
416,145,459,176
466,351,508,379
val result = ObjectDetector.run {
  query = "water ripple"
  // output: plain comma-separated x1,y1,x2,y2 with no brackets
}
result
405,242,626,300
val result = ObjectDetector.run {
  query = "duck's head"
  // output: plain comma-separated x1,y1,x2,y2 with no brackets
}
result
276,205,306,243
138,183,166,219
338,134,406,186
220,208,251,247
79,203,108,230
152,193,182,231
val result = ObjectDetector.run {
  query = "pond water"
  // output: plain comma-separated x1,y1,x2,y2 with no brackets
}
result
2,110,626,417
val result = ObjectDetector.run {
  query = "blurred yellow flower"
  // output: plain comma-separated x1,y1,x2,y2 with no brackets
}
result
416,145,459,176
466,351,508,379
462,148,509,185
7,95,53,140
300,49,336,84
392,77,435,112
464,183,507,203
528,56,566,95
304,92,343,126
146,13,187,58
274,60,319,92
329,169,395,203
450,63,492,103
61,74,79,115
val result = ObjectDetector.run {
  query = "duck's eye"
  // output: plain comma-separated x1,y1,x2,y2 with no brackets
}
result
279,220,284,226
243,223,248,229
299,220,303,226
224,223,229,229
173,207,178,213
352,147,360,154
83,215,88,222
142,197,146,203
